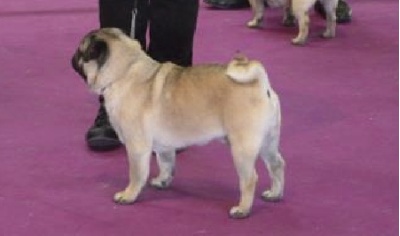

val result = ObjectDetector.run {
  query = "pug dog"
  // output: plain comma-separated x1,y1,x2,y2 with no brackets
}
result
71,28,285,219
247,0,338,45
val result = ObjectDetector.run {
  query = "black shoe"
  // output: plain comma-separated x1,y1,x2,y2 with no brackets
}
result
86,103,121,151
314,0,352,23
203,0,250,9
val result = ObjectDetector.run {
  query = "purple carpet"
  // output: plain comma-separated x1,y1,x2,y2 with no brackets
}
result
0,0,398,235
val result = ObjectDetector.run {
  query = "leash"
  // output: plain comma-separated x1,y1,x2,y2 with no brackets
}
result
130,0,138,38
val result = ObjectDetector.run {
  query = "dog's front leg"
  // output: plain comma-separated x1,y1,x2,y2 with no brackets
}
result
114,140,152,205
291,0,314,45
247,0,265,28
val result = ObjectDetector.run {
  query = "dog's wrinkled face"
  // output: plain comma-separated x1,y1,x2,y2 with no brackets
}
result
71,28,141,94
71,30,109,82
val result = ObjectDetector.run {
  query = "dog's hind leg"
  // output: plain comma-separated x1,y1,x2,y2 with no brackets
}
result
319,0,338,38
228,133,261,219
150,150,176,189
260,129,285,202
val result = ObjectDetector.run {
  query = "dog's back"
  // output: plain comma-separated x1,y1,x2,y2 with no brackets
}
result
149,57,279,150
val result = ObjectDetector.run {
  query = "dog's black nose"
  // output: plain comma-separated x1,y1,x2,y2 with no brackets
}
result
71,51,87,82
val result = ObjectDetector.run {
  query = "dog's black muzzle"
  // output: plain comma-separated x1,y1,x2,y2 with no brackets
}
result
71,51,87,82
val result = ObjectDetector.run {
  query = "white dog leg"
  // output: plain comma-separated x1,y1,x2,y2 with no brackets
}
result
291,0,316,45
291,12,310,45
247,0,265,28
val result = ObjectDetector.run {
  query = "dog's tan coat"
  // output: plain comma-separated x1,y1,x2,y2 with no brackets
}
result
72,28,285,218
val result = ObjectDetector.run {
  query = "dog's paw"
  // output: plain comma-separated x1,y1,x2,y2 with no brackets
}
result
229,206,250,219
320,30,335,39
261,190,283,202
247,18,263,28
150,177,172,190
113,190,136,205
291,37,307,46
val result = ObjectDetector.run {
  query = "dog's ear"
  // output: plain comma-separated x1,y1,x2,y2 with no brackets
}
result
83,36,109,67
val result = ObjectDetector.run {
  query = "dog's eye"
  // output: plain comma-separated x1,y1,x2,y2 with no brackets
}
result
85,48,96,61
83,47,97,62
84,40,107,62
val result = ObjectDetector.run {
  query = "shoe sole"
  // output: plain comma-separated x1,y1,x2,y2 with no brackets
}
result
87,137,122,151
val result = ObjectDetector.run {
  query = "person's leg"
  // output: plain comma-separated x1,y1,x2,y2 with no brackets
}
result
134,0,150,49
87,0,147,151
86,96,121,151
99,0,134,34
99,0,149,52
148,0,199,66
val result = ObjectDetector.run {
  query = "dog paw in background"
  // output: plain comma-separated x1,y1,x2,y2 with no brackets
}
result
246,0,351,45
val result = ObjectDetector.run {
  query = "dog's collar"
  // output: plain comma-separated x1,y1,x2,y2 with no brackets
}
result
100,82,112,94
99,75,122,94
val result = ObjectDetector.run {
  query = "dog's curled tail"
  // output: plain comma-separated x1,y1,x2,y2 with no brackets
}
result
226,54,271,90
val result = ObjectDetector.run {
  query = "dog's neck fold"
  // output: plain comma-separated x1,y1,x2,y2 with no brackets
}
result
99,54,161,95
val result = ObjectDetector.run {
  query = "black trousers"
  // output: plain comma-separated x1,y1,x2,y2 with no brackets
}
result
99,0,199,66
